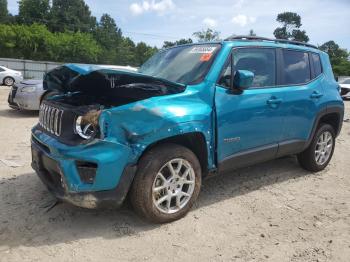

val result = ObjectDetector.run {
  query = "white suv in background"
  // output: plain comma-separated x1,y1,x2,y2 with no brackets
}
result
0,66,23,86
340,78,350,99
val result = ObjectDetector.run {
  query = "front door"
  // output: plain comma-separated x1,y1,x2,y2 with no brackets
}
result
215,47,285,172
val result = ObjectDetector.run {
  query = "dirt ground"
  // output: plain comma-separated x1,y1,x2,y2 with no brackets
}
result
0,86,349,262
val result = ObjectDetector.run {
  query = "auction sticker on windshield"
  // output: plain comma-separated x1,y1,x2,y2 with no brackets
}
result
190,46,217,54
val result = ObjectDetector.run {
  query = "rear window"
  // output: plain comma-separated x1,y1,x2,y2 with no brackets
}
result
281,50,311,85
311,53,322,78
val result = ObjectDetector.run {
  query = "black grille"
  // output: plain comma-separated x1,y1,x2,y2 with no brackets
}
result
39,103,64,136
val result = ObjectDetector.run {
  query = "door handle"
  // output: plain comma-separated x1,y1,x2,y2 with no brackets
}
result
267,97,283,105
310,91,323,99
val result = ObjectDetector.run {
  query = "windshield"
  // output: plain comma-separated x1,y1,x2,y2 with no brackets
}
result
139,44,221,85
342,79,350,84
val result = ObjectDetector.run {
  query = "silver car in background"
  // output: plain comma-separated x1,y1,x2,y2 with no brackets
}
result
8,80,55,110
0,66,23,86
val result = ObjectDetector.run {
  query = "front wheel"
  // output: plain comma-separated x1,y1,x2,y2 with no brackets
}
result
297,124,336,172
3,77,14,86
130,144,202,223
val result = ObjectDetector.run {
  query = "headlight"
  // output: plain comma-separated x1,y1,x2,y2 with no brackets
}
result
21,86,36,93
75,110,101,140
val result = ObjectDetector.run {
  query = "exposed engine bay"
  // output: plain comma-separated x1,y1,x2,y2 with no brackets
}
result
44,66,186,108
36,65,186,144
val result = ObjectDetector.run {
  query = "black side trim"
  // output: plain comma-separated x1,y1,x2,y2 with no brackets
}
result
218,143,278,174
277,140,306,157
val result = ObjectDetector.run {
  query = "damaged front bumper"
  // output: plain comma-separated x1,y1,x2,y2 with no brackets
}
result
31,128,137,209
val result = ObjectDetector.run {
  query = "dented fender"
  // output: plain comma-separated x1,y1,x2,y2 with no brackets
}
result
99,87,216,169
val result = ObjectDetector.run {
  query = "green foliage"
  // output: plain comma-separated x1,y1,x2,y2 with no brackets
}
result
0,23,101,63
49,0,97,33
116,37,137,66
0,0,158,66
0,0,9,23
135,42,157,65
93,14,122,64
18,0,50,24
162,38,193,48
193,28,220,42
273,12,309,42
319,41,350,76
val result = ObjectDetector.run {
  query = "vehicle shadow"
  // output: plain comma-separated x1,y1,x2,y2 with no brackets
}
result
0,108,38,118
0,156,315,249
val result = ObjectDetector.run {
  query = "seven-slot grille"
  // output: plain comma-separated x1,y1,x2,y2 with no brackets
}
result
39,103,64,136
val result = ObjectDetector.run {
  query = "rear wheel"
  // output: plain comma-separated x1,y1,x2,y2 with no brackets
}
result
297,124,335,172
130,144,202,223
3,77,14,86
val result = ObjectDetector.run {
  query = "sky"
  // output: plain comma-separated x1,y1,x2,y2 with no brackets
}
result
6,0,350,50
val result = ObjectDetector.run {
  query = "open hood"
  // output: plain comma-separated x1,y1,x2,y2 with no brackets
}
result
43,64,185,94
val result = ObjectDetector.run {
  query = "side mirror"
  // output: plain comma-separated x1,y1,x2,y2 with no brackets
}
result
232,70,254,90
335,76,339,82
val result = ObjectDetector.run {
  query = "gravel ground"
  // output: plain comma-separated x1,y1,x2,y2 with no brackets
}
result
0,86,349,262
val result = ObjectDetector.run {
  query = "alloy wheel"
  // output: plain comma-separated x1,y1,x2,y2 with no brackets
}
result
152,158,196,214
315,131,333,165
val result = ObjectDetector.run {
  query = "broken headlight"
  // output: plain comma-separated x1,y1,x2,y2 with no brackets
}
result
75,110,101,140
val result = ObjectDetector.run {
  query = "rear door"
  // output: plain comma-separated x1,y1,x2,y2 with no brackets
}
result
276,49,326,155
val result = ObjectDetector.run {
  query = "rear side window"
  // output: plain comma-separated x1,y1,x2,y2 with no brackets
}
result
311,53,322,78
281,50,311,85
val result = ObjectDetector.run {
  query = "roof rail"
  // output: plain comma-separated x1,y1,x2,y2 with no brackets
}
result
225,35,318,49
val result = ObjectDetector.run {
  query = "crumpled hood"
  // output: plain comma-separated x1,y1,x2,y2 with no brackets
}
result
43,64,185,94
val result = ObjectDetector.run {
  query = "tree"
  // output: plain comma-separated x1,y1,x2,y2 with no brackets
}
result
135,42,157,65
116,37,137,66
273,12,309,42
18,0,50,24
319,41,349,64
48,0,97,33
162,38,193,48
0,23,101,62
0,0,9,23
193,28,220,42
249,29,256,36
319,41,350,76
94,14,122,64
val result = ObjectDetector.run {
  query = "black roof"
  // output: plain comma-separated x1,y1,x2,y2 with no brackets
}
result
224,35,318,49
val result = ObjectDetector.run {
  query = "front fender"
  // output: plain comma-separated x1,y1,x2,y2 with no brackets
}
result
99,93,215,166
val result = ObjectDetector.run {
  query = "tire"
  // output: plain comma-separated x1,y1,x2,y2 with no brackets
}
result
297,123,336,172
3,77,14,86
130,143,202,223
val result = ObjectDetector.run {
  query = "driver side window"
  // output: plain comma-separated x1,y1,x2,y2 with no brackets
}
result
218,48,276,89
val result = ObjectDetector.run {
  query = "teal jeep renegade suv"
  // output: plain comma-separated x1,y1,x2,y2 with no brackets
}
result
31,36,344,223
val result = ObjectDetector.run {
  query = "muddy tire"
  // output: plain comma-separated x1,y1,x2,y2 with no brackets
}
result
297,124,336,172
130,143,202,223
